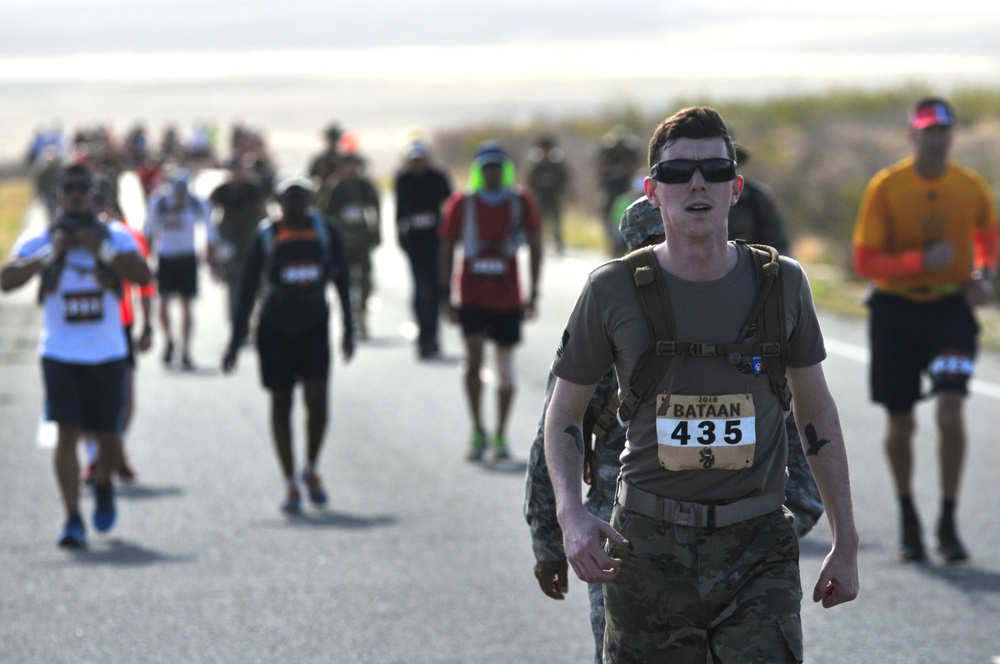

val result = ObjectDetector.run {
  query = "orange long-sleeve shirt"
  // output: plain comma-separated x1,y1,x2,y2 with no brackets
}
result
853,157,998,300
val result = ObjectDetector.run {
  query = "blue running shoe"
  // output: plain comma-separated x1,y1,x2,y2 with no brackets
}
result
58,513,87,549
92,482,117,532
281,485,302,515
302,469,328,507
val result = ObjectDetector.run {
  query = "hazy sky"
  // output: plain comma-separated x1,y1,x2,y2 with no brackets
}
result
2,0,998,170
3,0,999,79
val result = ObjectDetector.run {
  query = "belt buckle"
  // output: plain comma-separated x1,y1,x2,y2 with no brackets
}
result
669,502,715,528
670,502,701,527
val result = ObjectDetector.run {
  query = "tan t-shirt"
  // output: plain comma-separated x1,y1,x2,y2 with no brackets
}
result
552,243,826,503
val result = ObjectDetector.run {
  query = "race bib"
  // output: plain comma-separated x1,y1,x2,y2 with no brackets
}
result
656,394,756,471
340,205,372,225
279,261,322,287
162,211,185,230
62,290,104,323
409,213,436,230
469,257,508,277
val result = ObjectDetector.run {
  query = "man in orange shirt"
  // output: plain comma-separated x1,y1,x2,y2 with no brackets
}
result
853,97,999,563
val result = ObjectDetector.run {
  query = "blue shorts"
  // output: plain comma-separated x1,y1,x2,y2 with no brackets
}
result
42,357,127,432
868,292,979,412
458,307,522,346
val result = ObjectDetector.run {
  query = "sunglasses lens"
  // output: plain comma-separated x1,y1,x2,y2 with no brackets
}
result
653,161,695,184
652,159,735,184
700,159,736,182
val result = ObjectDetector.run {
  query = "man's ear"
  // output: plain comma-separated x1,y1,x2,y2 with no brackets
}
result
731,175,745,205
643,177,659,206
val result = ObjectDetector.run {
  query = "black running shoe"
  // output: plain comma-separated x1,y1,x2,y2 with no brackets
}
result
898,517,926,562
936,519,969,563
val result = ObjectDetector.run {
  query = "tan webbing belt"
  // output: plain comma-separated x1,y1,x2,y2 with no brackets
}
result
616,479,784,529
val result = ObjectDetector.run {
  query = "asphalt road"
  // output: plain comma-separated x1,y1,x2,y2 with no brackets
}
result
2,174,999,663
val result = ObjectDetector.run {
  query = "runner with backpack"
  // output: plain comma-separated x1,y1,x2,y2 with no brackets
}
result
221,174,354,514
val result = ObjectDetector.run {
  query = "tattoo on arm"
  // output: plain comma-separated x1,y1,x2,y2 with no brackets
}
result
804,423,830,457
565,425,585,455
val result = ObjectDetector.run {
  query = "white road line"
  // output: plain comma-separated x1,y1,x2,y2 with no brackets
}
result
825,336,1000,400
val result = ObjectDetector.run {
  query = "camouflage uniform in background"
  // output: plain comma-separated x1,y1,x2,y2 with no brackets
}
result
316,161,381,339
209,167,268,324
526,137,570,253
525,370,623,664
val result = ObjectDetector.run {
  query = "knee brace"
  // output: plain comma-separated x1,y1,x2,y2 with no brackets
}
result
928,348,974,395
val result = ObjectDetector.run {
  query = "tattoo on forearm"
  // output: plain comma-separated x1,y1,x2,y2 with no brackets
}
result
804,423,830,457
565,425,585,455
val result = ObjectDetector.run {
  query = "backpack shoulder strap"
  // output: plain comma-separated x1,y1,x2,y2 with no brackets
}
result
257,217,278,282
611,246,678,425
461,191,479,258
258,217,277,257
744,243,792,409
309,210,331,256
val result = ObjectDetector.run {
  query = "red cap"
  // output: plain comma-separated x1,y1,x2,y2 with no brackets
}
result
910,102,954,130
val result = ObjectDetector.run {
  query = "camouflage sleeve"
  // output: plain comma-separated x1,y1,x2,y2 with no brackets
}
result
524,372,566,562
525,369,622,562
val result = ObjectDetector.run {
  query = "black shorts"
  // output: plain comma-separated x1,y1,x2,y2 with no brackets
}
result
458,307,522,346
868,292,979,412
157,254,198,297
256,321,330,390
42,357,127,432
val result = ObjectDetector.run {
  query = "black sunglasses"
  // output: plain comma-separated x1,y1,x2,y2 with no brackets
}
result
61,181,92,193
650,158,737,184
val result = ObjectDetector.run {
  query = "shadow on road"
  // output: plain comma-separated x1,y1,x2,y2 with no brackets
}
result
160,366,224,378
117,484,186,501
918,562,1000,593
53,539,197,567
477,459,529,476
353,334,412,351
257,510,398,530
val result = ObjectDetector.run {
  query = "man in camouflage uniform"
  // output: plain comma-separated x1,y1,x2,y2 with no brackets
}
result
317,153,381,339
526,134,570,254
525,197,822,663
209,157,269,325
309,123,344,186
543,107,858,662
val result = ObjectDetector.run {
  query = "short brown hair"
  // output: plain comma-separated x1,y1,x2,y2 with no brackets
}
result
647,107,735,169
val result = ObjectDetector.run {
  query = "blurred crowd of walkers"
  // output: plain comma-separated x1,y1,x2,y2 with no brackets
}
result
7,94,996,662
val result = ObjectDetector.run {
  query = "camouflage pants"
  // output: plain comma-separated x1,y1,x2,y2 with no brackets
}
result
587,491,616,664
602,506,803,663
